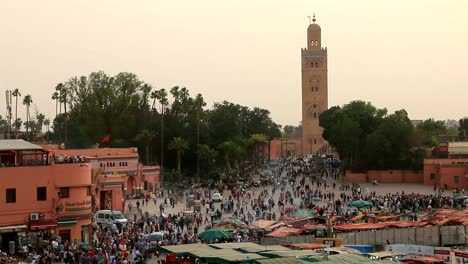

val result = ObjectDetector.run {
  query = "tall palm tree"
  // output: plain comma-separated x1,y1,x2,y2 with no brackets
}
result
168,137,189,180
135,129,155,165
217,141,236,174
154,88,169,184
248,134,268,165
44,119,50,140
22,95,33,138
13,118,22,134
51,91,59,117
12,89,21,138
36,113,45,133
56,83,64,114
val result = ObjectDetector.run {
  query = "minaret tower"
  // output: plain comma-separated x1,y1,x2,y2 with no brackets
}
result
301,14,328,155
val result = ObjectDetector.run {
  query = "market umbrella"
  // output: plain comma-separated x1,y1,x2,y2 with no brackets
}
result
348,200,373,209
290,209,316,218
197,228,232,241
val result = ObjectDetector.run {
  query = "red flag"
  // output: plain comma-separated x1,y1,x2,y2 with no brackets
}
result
101,134,110,143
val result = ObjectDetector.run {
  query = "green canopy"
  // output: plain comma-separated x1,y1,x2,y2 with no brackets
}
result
197,228,232,242
290,209,316,218
348,200,373,209
453,193,468,201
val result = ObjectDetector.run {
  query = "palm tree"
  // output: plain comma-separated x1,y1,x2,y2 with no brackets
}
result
51,91,59,117
248,134,268,164
135,129,155,165
36,113,45,133
22,95,32,138
56,83,64,114
44,119,50,140
168,137,189,180
13,118,22,134
217,141,236,174
12,89,21,138
154,88,169,184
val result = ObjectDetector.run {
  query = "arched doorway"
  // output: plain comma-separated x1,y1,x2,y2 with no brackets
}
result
127,176,135,197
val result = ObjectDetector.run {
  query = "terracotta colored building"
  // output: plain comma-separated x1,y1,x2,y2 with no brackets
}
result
424,158,468,190
44,146,160,212
301,15,328,155
269,138,303,159
0,140,92,253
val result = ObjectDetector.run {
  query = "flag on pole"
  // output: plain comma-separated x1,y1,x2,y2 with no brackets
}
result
101,134,111,143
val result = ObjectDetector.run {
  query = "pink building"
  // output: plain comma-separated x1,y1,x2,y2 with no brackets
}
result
43,146,160,212
0,140,92,253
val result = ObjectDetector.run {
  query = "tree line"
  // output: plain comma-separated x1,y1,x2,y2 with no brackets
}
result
46,71,281,181
319,101,463,172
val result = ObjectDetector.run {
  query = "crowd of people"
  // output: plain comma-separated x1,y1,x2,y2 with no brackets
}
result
22,155,465,263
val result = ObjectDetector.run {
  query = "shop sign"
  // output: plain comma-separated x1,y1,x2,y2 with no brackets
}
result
434,247,451,264
103,171,137,177
454,250,468,264
64,200,92,213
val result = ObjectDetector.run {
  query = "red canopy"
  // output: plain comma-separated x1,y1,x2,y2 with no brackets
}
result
400,256,447,264
334,221,428,231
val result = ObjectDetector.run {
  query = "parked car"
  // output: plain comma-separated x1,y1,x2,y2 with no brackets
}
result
148,231,166,246
95,210,128,229
211,193,223,202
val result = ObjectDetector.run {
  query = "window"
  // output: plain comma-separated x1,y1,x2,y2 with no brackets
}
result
87,186,91,196
315,62,318,67
6,188,16,203
315,40,318,46
37,187,47,201
313,112,317,118
316,87,319,92
60,187,70,198
454,176,459,184
314,139,317,144
429,173,436,180
313,104,317,109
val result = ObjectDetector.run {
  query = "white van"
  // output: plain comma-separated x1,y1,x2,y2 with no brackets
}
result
95,210,128,228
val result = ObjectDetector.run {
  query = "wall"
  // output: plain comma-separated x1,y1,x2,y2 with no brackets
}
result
0,166,55,226
337,225,468,247
344,171,367,183
0,163,92,227
345,170,423,184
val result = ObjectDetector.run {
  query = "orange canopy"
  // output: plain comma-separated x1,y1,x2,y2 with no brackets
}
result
266,227,303,238
250,220,278,229
284,243,324,250
303,224,326,230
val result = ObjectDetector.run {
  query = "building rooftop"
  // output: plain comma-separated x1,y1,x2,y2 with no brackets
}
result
0,139,43,151
48,147,139,158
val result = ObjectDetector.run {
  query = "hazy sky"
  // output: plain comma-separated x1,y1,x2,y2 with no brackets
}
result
1,0,467,127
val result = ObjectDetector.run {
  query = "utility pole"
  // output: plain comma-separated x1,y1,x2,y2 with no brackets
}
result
5,90,12,139
160,104,164,187
196,105,200,183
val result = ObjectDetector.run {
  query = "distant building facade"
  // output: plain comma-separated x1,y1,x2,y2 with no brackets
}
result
301,15,328,155
424,142,468,190
43,146,160,212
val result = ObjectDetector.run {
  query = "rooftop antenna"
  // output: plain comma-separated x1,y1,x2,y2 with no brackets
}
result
5,90,12,139
312,13,316,23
